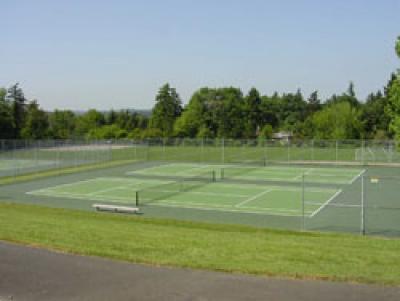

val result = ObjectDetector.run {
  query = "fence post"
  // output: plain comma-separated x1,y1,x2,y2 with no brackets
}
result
13,140,17,178
221,138,225,164
302,173,305,231
361,140,365,165
335,140,338,164
311,139,314,162
162,137,166,161
263,139,267,163
201,137,204,163
361,174,366,235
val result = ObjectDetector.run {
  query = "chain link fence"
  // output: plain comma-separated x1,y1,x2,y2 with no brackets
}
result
1,138,400,178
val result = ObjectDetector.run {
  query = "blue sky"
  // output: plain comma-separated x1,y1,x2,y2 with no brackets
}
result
1,0,399,110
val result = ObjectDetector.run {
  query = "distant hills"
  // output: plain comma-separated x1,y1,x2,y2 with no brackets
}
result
70,109,152,116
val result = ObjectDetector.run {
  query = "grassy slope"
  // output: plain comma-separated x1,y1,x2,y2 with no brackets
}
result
0,203,399,285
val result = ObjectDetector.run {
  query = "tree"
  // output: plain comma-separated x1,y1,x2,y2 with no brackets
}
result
310,102,362,139
0,88,14,139
107,109,117,125
259,124,273,139
87,124,128,139
385,38,400,139
243,88,262,138
21,101,49,139
6,83,27,138
150,84,182,137
306,91,321,116
75,109,105,137
360,91,389,139
325,83,360,108
260,95,279,129
48,110,76,139
173,88,215,138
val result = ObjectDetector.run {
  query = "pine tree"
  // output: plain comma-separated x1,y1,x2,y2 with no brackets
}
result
6,83,27,138
150,83,182,137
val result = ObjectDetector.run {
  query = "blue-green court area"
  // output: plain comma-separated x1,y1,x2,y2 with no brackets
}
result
28,176,341,217
127,163,365,184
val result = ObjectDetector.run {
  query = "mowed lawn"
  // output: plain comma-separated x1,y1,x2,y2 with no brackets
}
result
0,202,399,285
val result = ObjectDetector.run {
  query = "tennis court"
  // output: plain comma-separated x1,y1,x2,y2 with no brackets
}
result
127,163,365,184
27,162,351,217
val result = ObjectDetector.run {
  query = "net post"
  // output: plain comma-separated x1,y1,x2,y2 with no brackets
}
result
302,172,305,231
135,191,139,207
212,170,216,182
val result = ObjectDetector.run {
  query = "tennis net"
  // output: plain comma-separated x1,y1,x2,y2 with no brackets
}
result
220,159,266,180
136,170,216,206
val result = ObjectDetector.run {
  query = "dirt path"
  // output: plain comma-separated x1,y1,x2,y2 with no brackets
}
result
0,241,399,301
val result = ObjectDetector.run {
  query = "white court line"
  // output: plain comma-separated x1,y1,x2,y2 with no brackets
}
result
125,163,192,174
213,182,337,194
235,189,273,208
26,177,148,195
158,200,301,213
293,168,313,180
141,189,249,198
175,164,211,175
305,202,361,208
28,190,135,203
127,163,212,176
350,169,367,184
88,182,145,196
148,202,305,217
309,189,343,218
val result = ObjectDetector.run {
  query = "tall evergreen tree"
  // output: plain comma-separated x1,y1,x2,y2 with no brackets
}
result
306,91,321,116
6,83,27,138
150,83,182,137
244,88,262,138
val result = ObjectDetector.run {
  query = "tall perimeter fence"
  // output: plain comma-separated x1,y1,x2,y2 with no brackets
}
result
0,138,399,237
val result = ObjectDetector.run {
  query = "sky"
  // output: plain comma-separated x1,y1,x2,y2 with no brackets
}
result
1,0,399,111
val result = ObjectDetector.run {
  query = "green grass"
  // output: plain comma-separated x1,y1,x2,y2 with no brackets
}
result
1,202,399,285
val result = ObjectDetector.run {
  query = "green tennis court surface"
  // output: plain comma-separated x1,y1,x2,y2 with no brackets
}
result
127,163,365,184
28,175,341,217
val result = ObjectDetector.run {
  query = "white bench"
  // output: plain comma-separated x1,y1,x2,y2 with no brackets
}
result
93,204,139,214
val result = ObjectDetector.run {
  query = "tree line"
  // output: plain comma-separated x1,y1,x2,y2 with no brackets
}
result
1,37,399,141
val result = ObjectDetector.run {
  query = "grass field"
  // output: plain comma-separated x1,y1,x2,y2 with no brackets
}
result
26,163,363,217
1,202,399,285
